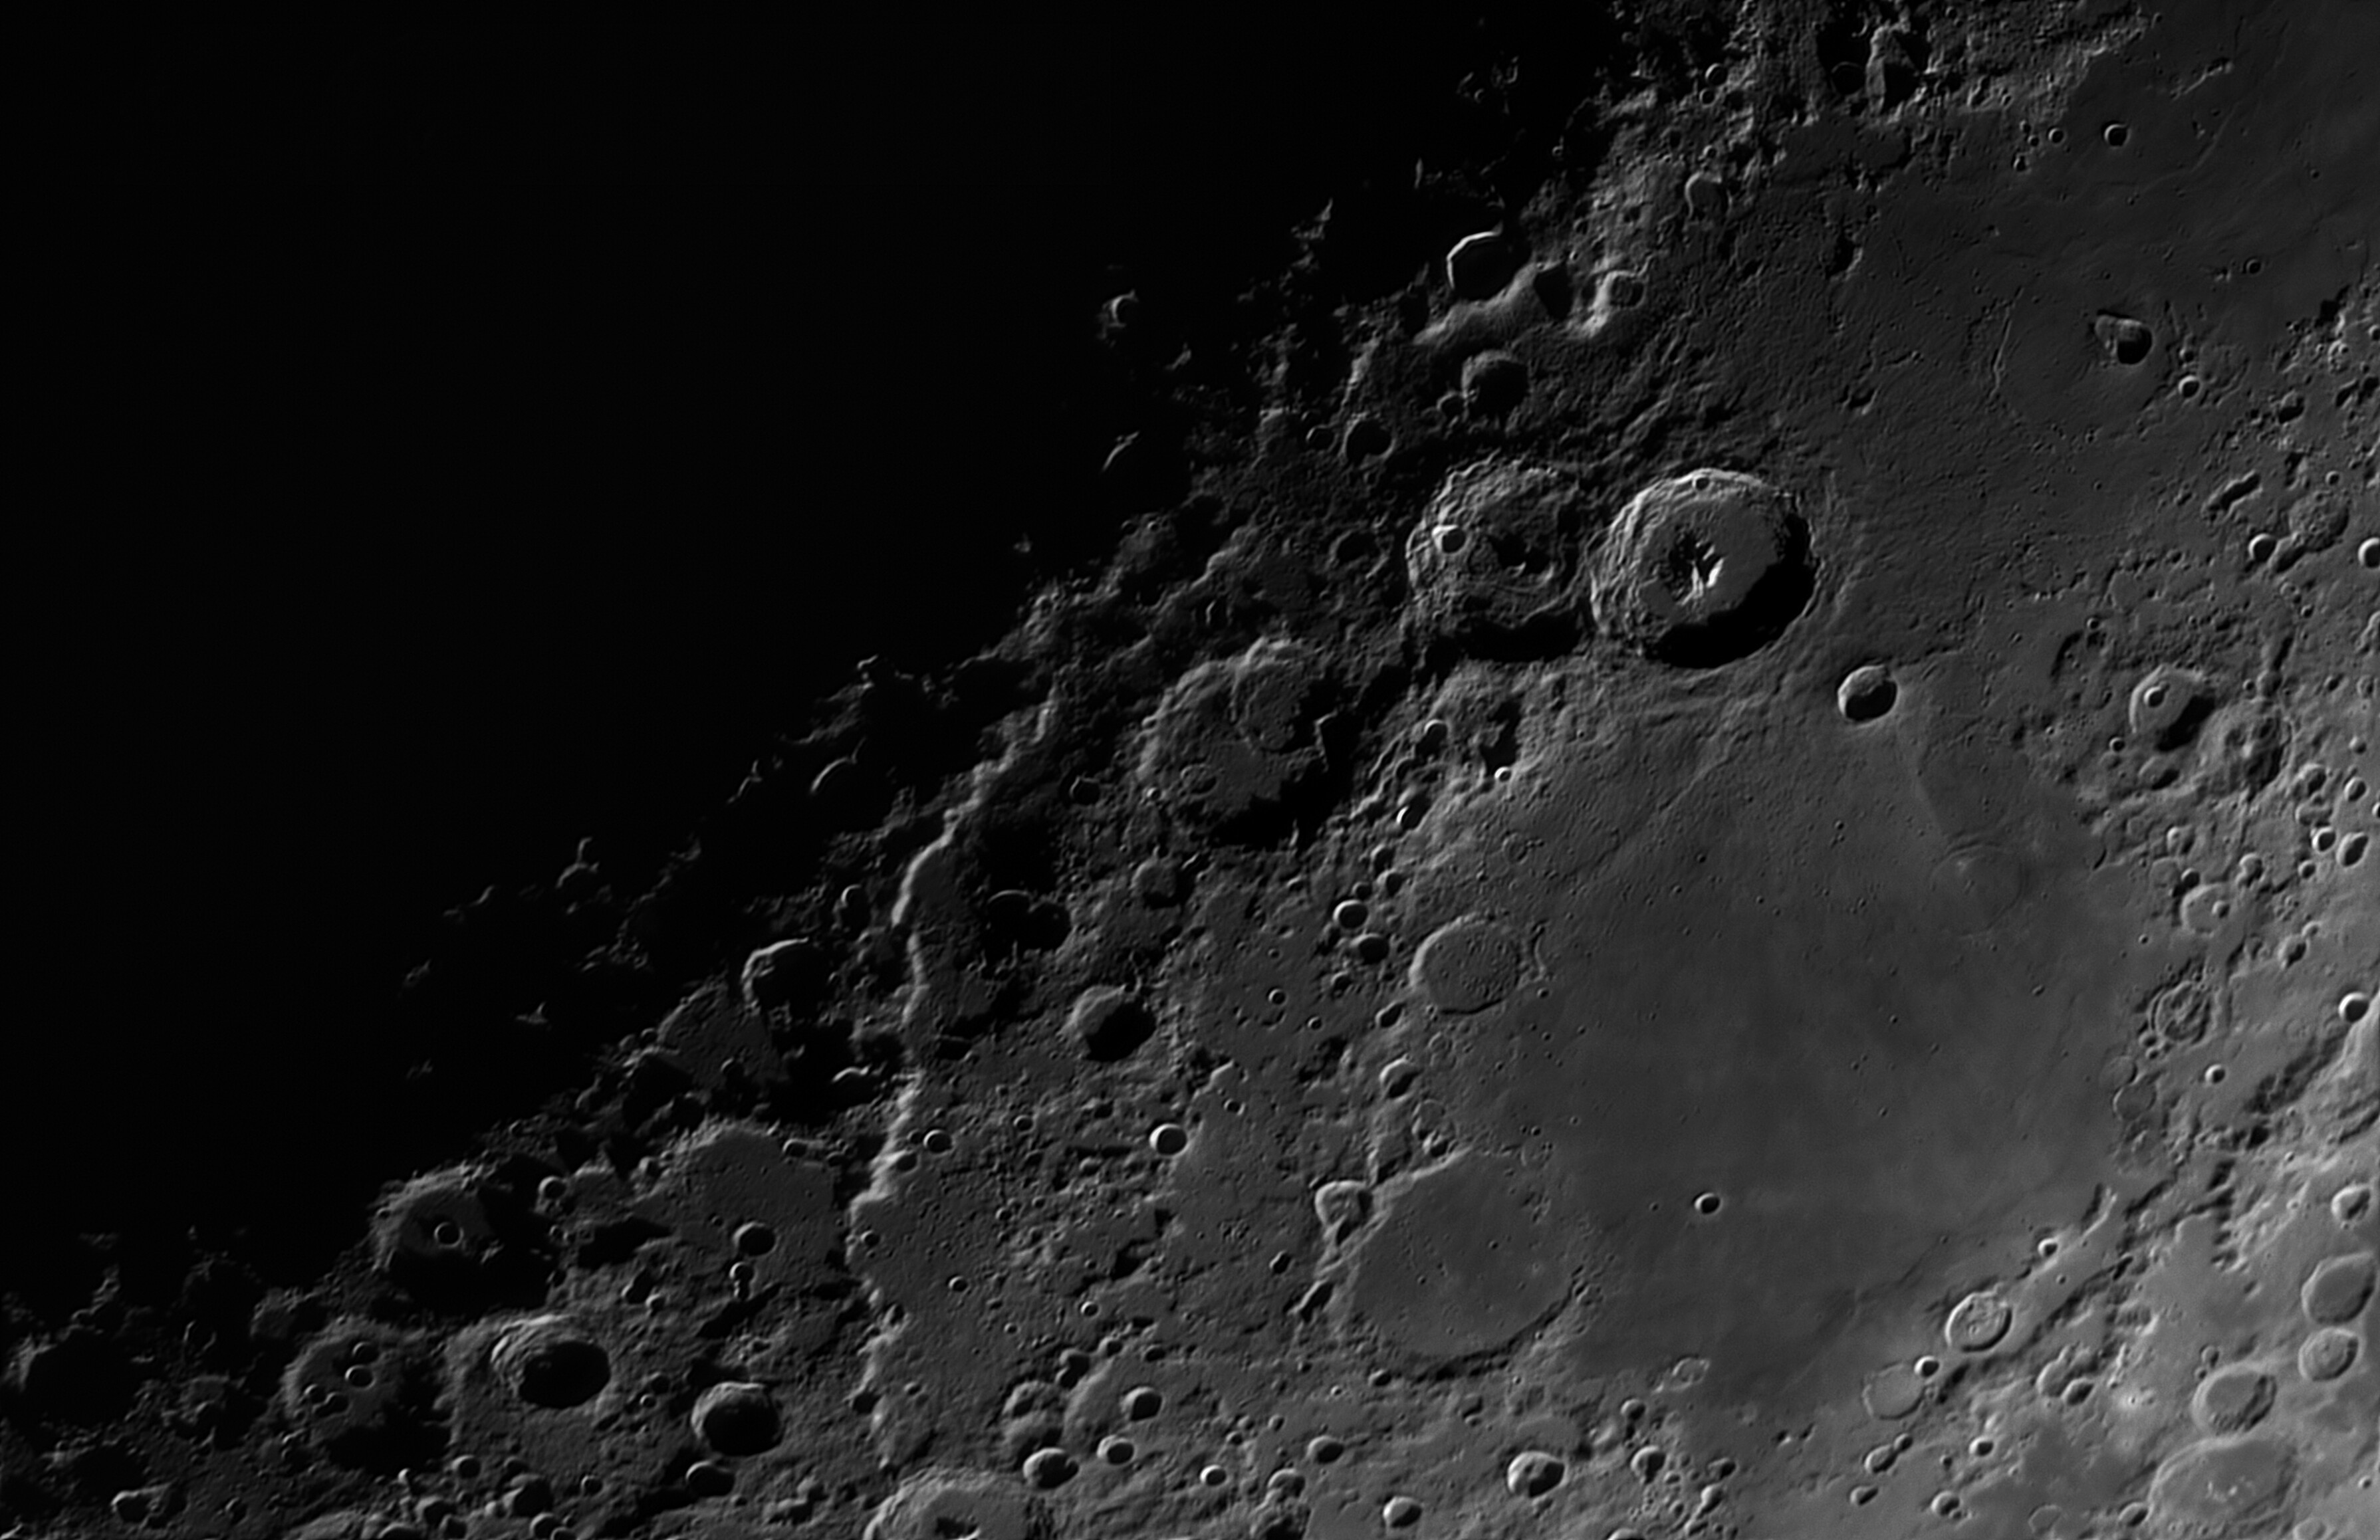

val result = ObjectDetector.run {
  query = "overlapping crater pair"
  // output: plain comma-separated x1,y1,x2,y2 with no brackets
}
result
1405,459,1816,667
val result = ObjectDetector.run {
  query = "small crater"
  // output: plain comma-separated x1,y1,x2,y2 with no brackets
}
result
1861,1362,1927,1420
1460,349,1529,415
2300,1252,2376,1323
690,1381,780,1456
1411,917,1526,1014
1504,1450,1566,1497
2128,667,2216,752
2094,313,2153,367
1446,231,1521,301
1836,663,1899,722
2179,881,2238,936
1068,986,1157,1063
2296,1327,2361,1382
2190,1363,2276,1433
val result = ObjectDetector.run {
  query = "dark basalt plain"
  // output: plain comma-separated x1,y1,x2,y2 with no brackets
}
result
12,8,2380,1540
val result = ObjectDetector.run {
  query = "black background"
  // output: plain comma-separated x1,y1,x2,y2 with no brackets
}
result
16,26,1530,1285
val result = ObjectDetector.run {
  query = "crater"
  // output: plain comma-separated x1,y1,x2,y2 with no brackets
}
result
1345,1151,1572,1367
493,1317,610,1410
1591,469,1814,667
1405,459,1595,657
864,1468,1048,1540
2148,1436,2295,1531
2300,1251,2376,1323
1411,916,1528,1014
2189,1363,2277,1433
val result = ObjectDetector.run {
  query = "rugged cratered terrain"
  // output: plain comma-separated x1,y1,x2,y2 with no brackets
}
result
8,5,2377,1539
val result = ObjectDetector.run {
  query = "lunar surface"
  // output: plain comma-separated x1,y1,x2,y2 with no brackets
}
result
9,7,2379,1540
